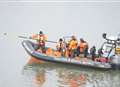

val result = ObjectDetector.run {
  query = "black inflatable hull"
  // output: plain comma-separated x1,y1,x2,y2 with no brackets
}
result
22,40,112,70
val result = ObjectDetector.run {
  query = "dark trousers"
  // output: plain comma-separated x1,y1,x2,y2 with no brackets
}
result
91,54,96,61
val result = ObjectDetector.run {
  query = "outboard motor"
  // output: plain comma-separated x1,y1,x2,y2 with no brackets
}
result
110,54,120,69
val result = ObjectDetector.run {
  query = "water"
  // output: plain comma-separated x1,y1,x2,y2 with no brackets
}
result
23,59,120,87
0,37,120,87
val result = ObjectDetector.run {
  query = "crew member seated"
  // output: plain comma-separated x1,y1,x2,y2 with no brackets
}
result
55,38,65,57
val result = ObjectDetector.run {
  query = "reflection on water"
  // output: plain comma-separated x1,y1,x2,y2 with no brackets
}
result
34,69,45,87
22,57,120,87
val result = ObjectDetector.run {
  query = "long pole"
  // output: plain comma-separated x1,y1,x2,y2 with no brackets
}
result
18,35,57,43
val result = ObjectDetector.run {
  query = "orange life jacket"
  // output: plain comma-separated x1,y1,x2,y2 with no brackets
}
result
54,51,61,57
69,40,78,50
38,34,46,46
46,48,53,56
79,42,88,53
32,34,46,46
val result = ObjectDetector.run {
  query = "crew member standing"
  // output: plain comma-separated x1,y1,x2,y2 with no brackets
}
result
55,38,65,56
78,38,89,57
31,31,47,53
68,36,78,58
90,46,96,61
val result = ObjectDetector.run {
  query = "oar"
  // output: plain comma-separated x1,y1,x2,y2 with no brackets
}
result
18,35,57,43
3,33,57,43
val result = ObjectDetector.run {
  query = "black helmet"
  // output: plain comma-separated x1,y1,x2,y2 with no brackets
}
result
39,31,43,34
59,38,63,41
80,38,84,42
93,46,96,48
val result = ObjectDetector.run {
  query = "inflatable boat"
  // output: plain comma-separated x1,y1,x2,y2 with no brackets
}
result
22,40,112,69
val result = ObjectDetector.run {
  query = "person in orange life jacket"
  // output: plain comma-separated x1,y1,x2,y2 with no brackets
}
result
31,31,47,53
68,35,78,58
56,38,65,53
77,38,89,57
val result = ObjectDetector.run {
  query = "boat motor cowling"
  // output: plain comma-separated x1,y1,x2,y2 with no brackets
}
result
110,55,120,69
